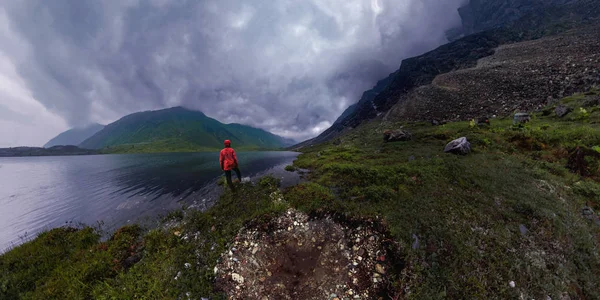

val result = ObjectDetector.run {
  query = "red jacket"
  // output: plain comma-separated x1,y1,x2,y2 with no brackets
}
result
219,147,238,171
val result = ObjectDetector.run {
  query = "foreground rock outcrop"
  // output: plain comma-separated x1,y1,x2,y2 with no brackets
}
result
215,209,399,300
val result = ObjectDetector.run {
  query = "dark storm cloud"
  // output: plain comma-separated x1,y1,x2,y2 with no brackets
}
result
0,0,465,142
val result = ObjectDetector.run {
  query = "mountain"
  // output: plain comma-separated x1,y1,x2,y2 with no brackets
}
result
294,0,600,149
332,72,396,125
44,123,104,148
446,0,577,41
455,0,576,38
79,107,292,152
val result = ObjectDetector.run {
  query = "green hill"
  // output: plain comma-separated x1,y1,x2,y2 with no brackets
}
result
44,123,104,148
79,107,294,153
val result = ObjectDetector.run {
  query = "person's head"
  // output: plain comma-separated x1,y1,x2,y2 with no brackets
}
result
224,140,231,147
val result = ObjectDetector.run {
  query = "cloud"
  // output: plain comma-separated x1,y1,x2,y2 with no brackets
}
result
0,0,464,145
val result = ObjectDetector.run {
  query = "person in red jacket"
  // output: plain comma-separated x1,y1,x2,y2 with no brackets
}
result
220,140,242,191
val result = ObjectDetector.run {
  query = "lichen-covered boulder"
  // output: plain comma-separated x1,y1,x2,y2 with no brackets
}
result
383,129,412,142
444,137,471,155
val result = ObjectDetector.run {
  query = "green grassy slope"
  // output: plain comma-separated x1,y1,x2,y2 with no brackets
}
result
80,107,290,153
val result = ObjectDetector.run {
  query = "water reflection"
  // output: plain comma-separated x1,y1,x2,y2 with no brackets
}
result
0,151,299,252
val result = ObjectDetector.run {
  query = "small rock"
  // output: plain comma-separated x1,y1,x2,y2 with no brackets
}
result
519,224,528,236
555,105,572,118
513,113,531,124
582,206,594,216
231,273,244,284
444,137,471,155
375,264,386,274
383,129,412,142
412,234,420,249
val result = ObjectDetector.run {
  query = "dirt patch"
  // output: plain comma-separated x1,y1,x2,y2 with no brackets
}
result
214,209,400,299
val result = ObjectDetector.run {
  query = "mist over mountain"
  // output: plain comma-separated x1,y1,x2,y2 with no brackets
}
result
44,123,104,148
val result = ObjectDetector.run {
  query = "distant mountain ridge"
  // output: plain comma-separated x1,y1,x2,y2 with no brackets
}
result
44,123,104,148
79,106,294,153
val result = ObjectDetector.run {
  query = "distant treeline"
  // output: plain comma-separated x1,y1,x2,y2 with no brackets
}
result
0,146,98,157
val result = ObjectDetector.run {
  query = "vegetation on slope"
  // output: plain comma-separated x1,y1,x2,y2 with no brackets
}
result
80,107,292,153
1,92,600,299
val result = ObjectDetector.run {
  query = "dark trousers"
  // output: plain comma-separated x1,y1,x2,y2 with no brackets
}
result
224,167,242,190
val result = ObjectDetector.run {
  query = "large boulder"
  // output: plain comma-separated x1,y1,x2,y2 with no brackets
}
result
383,129,412,142
444,137,471,155
555,105,572,118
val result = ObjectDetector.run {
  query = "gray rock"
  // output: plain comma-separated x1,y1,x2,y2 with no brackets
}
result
582,96,599,107
513,113,531,124
555,105,572,118
444,137,471,155
582,206,594,216
519,224,528,236
411,234,420,250
383,129,412,142
431,119,447,126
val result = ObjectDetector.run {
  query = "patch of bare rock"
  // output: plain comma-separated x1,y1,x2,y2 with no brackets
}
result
214,209,399,299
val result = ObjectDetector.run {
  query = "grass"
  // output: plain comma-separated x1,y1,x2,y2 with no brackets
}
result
1,94,600,299
290,109,600,298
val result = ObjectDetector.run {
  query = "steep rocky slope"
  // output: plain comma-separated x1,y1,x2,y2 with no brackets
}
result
388,25,600,122
295,0,600,149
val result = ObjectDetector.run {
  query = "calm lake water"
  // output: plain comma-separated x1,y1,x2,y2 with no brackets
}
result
0,151,300,252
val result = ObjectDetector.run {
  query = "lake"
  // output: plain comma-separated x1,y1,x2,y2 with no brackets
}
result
0,151,300,252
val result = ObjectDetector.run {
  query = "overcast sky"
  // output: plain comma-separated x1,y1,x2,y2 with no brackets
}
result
0,0,464,147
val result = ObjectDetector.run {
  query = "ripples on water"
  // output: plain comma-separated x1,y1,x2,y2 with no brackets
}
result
0,151,300,252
